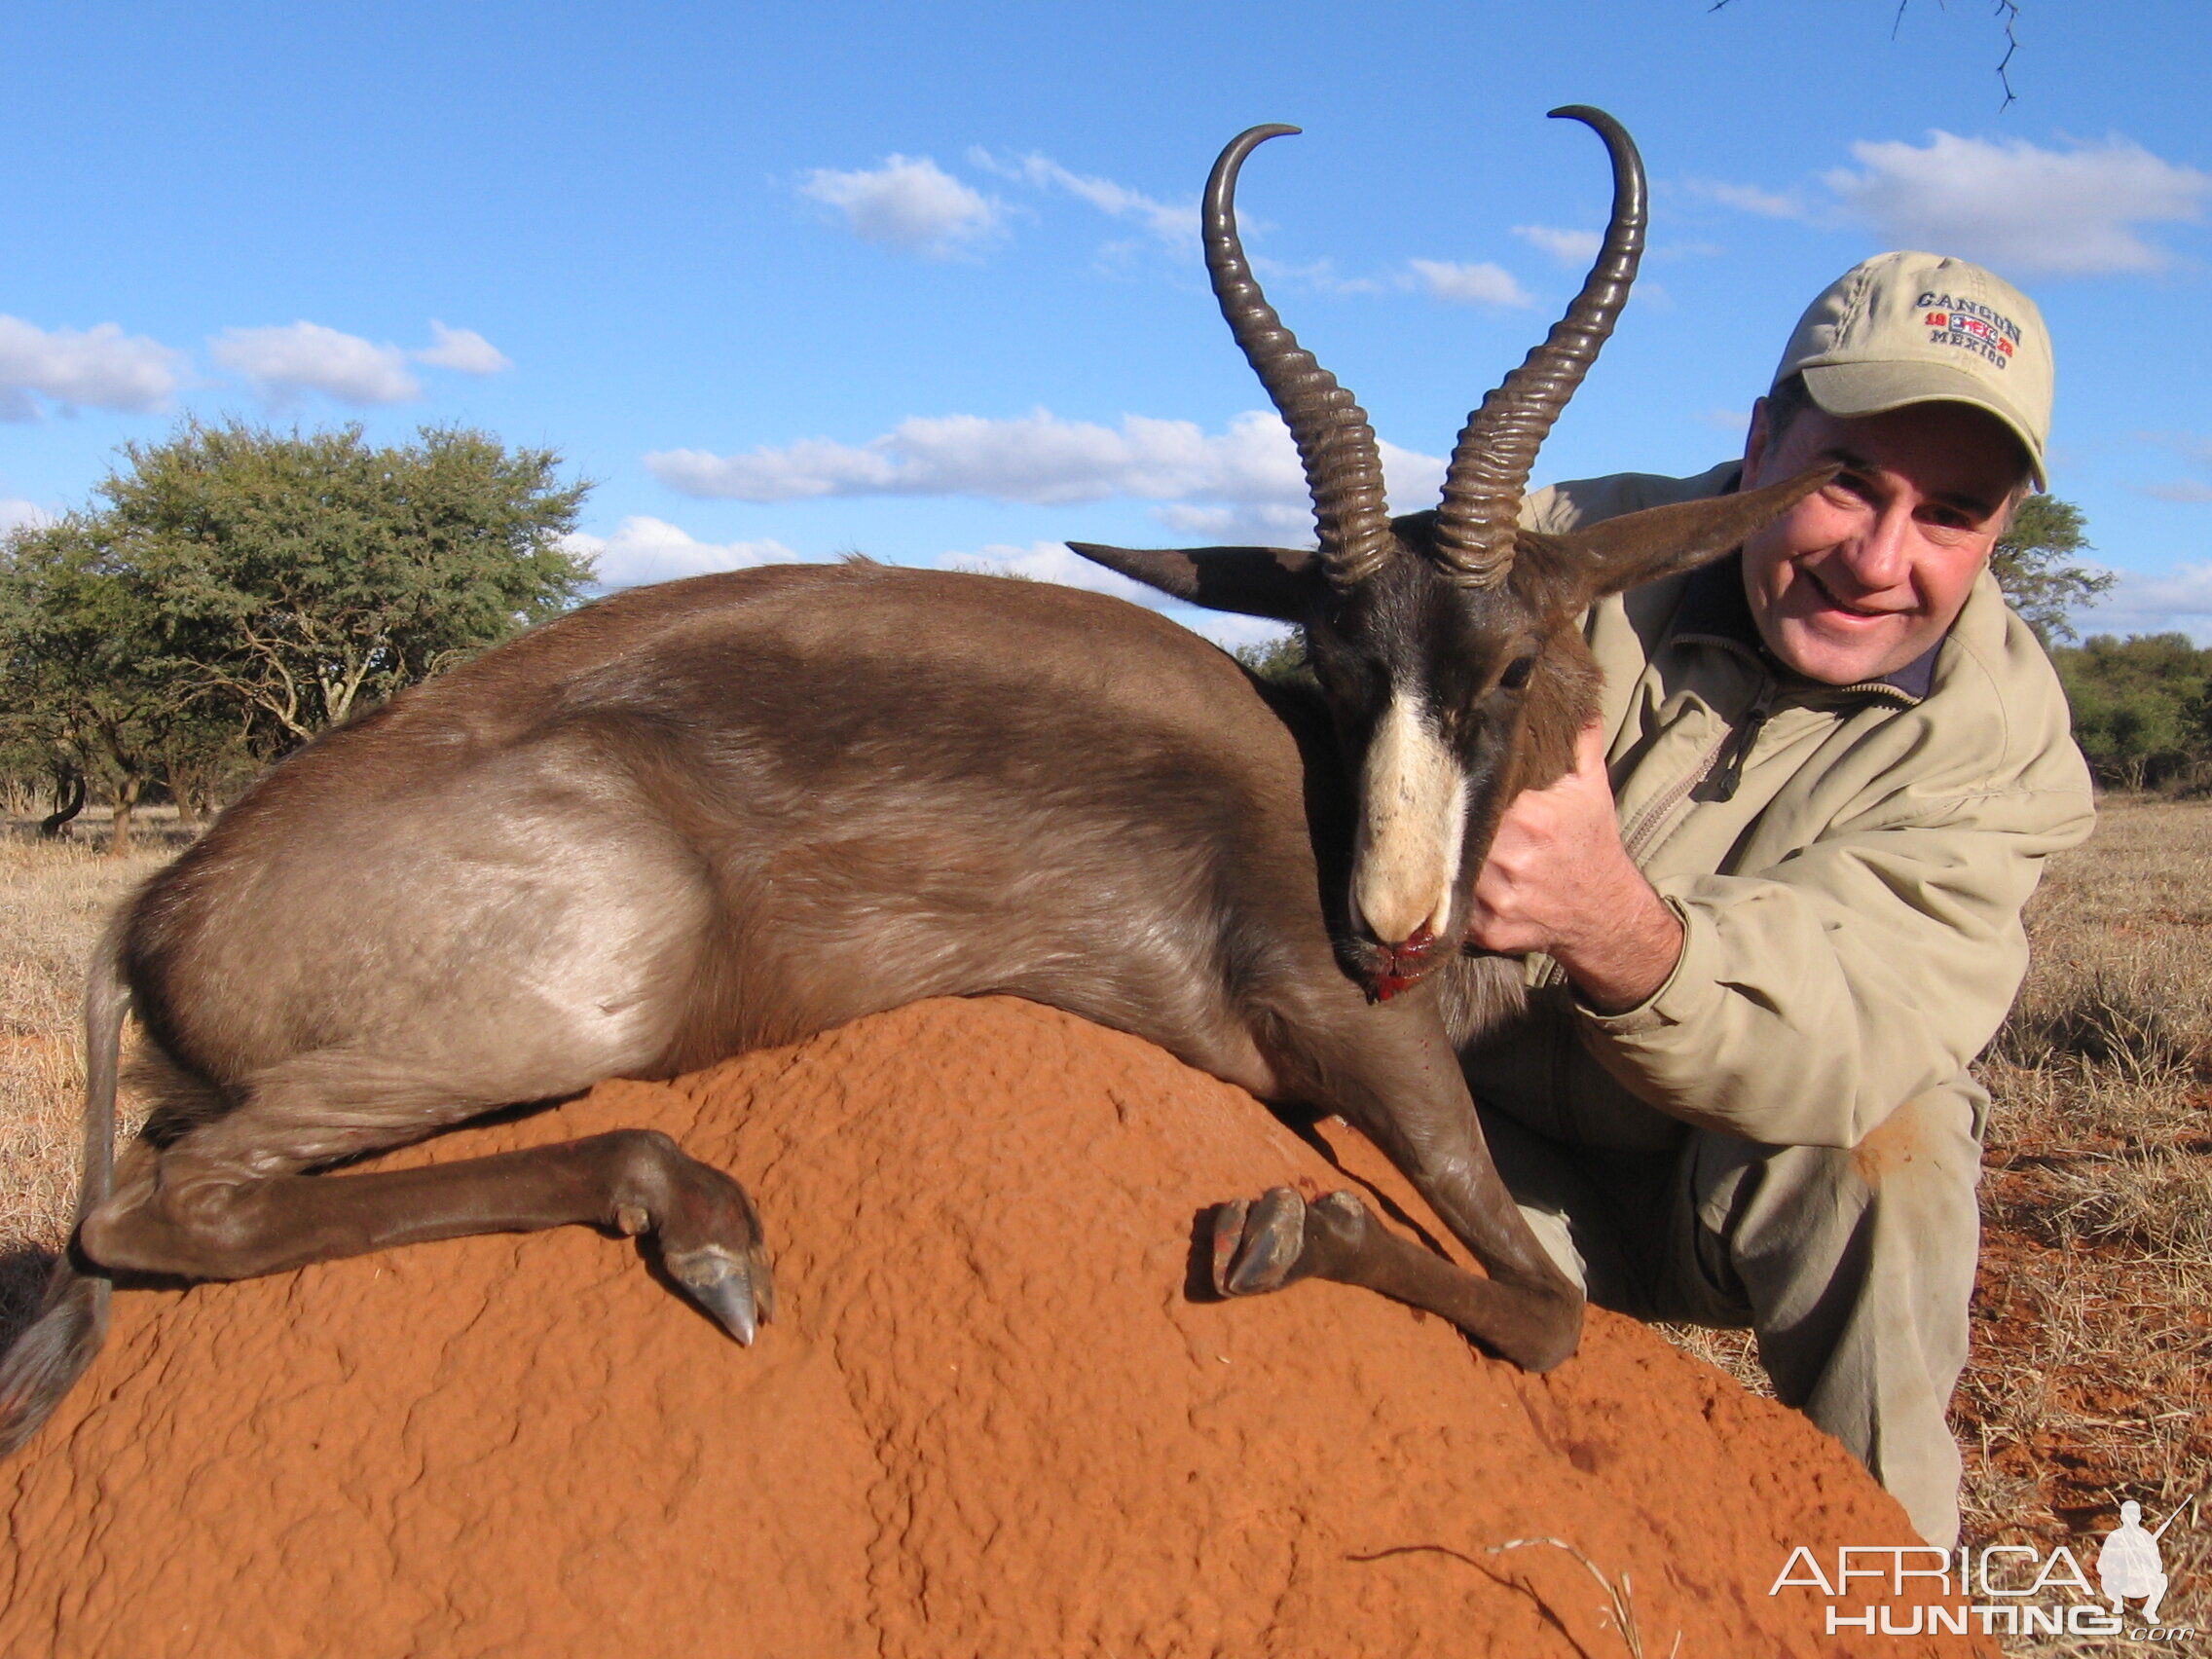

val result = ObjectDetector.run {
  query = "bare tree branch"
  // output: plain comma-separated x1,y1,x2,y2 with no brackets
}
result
1993,0,2021,109
1710,0,2022,106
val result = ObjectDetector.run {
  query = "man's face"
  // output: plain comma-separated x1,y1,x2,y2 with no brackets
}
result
1739,398,2025,685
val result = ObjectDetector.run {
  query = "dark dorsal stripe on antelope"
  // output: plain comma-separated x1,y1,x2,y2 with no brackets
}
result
1073,112,1835,999
0,110,1830,1459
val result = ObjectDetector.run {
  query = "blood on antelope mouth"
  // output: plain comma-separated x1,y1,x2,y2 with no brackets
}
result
1361,924,1444,1002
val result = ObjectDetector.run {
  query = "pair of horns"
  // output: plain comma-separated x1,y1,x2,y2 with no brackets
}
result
1206,107,1646,590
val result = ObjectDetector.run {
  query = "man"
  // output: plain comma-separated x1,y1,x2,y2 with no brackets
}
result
1464,251,2096,1547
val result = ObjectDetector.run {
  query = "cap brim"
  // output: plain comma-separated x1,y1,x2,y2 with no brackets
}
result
1802,361,2047,491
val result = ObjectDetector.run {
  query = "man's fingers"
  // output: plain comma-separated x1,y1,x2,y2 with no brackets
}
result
1462,883,1534,955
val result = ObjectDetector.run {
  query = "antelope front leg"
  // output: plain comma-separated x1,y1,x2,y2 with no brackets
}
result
1211,1184,1576,1371
1211,992,1581,1373
80,1129,775,1344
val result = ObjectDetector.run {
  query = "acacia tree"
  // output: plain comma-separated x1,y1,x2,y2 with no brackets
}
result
1,422,596,847
2051,634,2212,792
1991,496,2112,647
0,515,227,853
108,421,595,753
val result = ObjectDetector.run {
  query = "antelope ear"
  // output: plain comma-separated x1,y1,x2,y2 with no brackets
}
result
1550,462,1841,601
1066,542,1323,623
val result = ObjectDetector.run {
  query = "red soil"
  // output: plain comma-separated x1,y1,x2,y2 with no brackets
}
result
0,998,1987,1656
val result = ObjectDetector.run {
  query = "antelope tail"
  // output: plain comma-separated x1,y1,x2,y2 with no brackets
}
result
0,920,128,1457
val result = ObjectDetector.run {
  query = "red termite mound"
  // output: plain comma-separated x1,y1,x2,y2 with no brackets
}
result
0,997,1988,1657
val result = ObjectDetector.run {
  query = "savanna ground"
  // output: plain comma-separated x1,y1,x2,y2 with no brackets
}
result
1,798,2206,1656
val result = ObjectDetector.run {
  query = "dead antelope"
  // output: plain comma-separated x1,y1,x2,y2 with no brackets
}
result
0,108,1826,1455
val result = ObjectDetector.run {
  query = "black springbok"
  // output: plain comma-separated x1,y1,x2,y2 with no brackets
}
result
0,108,1826,1455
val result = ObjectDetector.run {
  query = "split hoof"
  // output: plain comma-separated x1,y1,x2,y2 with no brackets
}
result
1212,1187,1310,1297
656,1164,775,1345
664,1242,773,1346
1210,1187,1375,1300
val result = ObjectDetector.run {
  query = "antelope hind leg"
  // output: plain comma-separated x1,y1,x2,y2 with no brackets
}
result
80,1128,774,1344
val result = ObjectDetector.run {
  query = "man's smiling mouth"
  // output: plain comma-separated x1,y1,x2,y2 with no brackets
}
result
1801,564,1913,620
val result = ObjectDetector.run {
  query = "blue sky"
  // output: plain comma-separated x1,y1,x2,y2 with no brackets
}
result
3,0,2207,647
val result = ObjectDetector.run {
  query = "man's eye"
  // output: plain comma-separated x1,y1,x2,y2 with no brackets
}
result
1499,654,1536,691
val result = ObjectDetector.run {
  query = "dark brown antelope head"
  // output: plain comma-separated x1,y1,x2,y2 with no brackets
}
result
1072,110,1833,1001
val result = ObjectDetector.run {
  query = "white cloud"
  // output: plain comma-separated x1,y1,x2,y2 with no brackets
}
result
0,314,185,418
1825,131,2210,276
648,408,1304,506
414,321,512,374
969,148,1197,248
2118,565,2212,612
1151,500,1324,546
1253,256,1385,297
2134,432,2212,499
1682,177,1809,220
798,155,1002,257
940,538,1164,601
2077,564,2212,643
563,516,809,589
1693,407,1752,436
1514,224,1601,266
0,498,55,535
2139,431,2212,464
1407,259,1532,309
646,407,1447,540
1377,440,1446,509
938,539,1299,652
211,321,421,405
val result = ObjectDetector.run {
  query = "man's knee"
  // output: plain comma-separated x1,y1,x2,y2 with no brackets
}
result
1699,1089,1982,1287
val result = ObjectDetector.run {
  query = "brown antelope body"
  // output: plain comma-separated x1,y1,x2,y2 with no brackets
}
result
0,108,1826,1455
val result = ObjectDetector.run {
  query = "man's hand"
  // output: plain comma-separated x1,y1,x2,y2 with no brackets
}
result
1465,720,1685,1015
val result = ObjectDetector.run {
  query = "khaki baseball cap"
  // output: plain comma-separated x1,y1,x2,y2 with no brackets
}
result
1772,250,2053,490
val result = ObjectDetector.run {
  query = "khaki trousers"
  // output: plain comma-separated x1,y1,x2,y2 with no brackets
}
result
1480,1086,1983,1548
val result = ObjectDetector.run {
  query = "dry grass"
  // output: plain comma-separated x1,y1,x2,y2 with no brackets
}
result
1959,796,2212,1654
0,826,170,1333
0,803,2205,1655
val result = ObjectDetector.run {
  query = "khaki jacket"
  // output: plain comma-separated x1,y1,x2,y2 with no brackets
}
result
1466,461,2096,1153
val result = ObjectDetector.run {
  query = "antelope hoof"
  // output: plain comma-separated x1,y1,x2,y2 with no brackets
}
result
1213,1187,1311,1298
664,1243,771,1346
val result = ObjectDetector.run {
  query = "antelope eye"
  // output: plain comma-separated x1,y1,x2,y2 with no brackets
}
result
1498,654,1536,691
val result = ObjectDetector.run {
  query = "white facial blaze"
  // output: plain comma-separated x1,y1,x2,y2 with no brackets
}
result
1351,688,1469,947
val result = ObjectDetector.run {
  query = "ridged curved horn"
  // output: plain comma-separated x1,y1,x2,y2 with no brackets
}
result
1205,126,1394,588
1432,106,1647,588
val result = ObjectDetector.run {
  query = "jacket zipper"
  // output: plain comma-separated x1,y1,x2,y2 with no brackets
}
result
1696,685,1779,804
1616,677,1777,867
